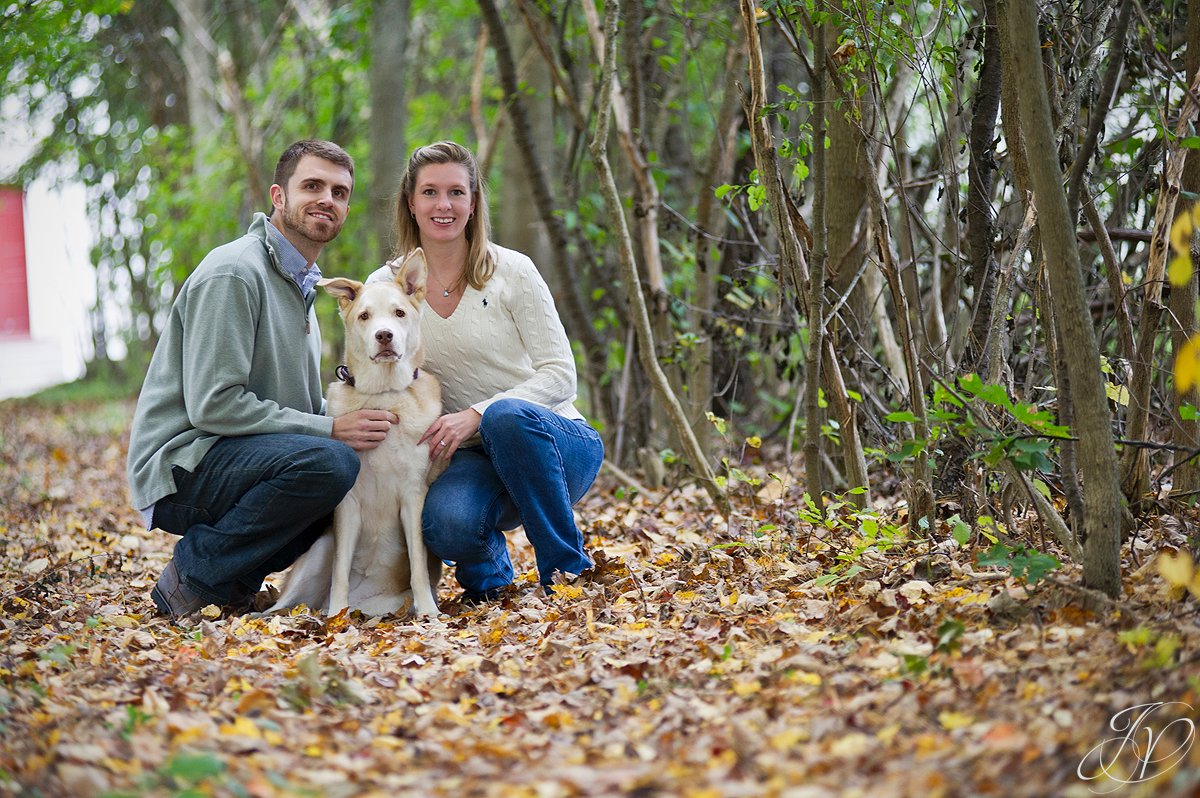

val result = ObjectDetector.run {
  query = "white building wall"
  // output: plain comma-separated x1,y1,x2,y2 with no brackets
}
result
0,171,92,400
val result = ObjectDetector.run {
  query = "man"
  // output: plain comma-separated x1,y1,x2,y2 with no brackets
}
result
127,139,395,619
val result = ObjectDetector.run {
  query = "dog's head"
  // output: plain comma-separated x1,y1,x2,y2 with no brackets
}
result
319,250,429,391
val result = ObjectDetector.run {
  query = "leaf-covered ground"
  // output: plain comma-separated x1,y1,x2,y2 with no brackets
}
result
2,399,1199,798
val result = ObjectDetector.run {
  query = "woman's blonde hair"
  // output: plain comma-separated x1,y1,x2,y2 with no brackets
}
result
392,141,495,289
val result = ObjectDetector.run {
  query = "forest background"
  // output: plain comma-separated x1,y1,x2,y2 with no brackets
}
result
3,0,1200,796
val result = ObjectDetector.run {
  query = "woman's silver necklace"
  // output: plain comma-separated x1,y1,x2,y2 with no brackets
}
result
431,269,463,298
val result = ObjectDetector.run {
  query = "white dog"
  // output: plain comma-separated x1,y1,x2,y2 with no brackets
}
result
271,250,444,617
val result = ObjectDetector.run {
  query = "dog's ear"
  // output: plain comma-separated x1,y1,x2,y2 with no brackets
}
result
396,248,429,302
318,277,363,311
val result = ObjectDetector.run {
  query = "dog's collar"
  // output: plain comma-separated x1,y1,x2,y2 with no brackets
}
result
335,364,418,387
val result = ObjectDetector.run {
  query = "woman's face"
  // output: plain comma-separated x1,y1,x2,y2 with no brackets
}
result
408,162,475,246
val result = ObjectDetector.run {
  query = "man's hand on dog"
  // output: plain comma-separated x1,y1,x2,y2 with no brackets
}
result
332,409,398,450
421,408,482,461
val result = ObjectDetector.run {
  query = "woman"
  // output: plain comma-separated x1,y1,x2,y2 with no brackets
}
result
367,141,603,603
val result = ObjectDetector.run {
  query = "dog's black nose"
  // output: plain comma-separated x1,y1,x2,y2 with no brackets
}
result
376,330,393,343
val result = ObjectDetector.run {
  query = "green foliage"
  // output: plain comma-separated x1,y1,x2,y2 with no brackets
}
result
935,618,965,653
120,704,152,741
812,502,906,586
159,751,226,792
976,543,1061,586
1118,626,1184,670
885,374,1069,481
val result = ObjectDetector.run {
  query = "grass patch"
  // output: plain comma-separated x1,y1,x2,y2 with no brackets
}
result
3,371,140,409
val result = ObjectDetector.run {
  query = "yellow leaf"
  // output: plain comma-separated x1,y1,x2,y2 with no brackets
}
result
954,591,990,605
220,717,262,739
790,671,822,686
1019,680,1045,700
171,727,207,747
830,732,872,758
832,41,858,65
1171,209,1195,253
234,689,276,714
1105,382,1130,407
1157,549,1195,587
770,728,809,750
200,604,222,619
541,710,574,729
549,584,584,600
1169,253,1194,287
732,679,762,696
1157,550,1200,598
745,436,762,448
938,710,974,730
877,724,902,745
1174,335,1200,393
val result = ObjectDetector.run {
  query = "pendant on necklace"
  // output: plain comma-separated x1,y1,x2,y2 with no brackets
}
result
442,289,450,297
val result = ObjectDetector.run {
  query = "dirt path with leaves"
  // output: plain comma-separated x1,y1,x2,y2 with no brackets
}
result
1,400,1198,797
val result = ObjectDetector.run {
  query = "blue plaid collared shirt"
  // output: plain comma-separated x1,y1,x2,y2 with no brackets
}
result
267,221,322,298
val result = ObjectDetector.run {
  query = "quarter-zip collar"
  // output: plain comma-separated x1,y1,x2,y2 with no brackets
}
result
255,213,319,334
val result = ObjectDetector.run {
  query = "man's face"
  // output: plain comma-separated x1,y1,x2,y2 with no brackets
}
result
270,154,353,249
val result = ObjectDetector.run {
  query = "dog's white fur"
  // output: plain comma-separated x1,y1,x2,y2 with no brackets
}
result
270,250,444,617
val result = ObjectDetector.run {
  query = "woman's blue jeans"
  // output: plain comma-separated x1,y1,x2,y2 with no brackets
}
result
424,399,604,596
152,434,360,605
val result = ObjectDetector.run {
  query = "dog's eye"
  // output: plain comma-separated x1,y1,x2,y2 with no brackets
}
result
395,309,406,318
358,311,370,321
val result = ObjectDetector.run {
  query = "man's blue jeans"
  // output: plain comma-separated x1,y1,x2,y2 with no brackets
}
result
424,399,603,596
152,434,359,605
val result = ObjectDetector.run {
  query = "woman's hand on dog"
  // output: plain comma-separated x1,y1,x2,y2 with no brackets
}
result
332,409,398,451
421,408,482,461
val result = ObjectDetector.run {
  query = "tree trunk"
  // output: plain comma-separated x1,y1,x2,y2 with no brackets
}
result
1169,0,1200,498
999,0,1123,597
590,0,727,518
477,0,602,380
962,0,1003,374
821,15,875,507
804,14,828,508
368,0,411,262
689,43,745,454
173,0,222,178
497,21,555,271
1120,65,1200,504
580,0,676,449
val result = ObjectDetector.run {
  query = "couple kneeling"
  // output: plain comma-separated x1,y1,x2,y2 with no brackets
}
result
127,139,602,619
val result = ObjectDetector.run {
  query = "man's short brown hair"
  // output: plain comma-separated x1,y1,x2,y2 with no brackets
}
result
273,140,355,189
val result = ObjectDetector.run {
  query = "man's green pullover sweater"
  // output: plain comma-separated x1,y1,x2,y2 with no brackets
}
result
126,214,335,510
